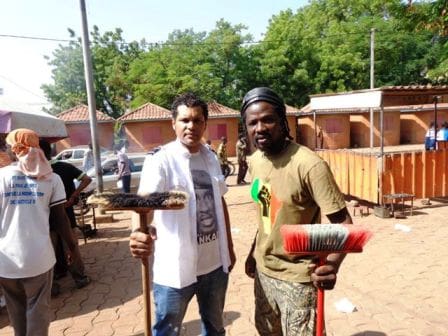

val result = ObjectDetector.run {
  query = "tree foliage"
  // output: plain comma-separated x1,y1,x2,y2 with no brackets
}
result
42,27,144,117
42,0,448,115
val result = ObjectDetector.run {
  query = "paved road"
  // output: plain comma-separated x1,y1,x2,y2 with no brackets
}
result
1,173,447,335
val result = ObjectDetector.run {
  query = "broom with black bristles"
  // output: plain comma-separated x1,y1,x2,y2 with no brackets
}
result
87,191,188,336
280,224,372,336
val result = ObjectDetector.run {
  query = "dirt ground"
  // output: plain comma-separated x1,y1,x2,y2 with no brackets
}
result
1,171,447,336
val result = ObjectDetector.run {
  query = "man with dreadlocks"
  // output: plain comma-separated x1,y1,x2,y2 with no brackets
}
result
241,87,352,336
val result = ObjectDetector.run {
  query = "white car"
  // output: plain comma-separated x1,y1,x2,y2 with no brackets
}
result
84,154,147,193
53,146,111,170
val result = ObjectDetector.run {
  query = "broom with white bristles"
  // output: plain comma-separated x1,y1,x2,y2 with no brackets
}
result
280,224,372,336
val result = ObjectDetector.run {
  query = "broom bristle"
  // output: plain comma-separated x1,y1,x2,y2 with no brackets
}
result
281,224,372,254
342,226,372,251
282,225,309,253
87,190,188,209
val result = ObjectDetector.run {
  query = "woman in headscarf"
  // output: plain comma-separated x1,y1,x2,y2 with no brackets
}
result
0,128,80,336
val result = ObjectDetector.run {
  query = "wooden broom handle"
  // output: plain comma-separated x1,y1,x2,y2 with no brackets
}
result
139,211,152,336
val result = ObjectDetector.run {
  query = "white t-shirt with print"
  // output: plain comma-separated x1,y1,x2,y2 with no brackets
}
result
190,152,222,275
0,165,66,278
138,140,230,289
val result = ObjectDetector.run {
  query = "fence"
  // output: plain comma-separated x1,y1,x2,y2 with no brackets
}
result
318,150,379,203
318,148,448,203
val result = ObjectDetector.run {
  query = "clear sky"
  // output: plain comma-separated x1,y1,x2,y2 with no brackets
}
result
0,0,308,112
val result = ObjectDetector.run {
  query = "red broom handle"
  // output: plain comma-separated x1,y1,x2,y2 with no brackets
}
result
316,257,325,336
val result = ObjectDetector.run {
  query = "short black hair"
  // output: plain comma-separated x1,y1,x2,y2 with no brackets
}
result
171,92,208,121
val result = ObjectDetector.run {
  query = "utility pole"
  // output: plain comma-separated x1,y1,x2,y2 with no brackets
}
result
434,95,440,149
79,0,103,192
369,28,375,150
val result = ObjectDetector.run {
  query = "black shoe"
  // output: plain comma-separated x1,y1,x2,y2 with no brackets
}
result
75,276,91,289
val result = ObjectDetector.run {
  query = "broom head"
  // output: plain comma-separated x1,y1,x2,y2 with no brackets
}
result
281,224,372,255
87,190,188,210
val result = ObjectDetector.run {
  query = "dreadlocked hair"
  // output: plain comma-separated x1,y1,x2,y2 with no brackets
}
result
240,87,293,140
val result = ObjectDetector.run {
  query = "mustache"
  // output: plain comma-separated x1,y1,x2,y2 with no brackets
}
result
254,133,271,141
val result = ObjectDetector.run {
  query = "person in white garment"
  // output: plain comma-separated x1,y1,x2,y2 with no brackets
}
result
129,92,236,336
0,128,80,336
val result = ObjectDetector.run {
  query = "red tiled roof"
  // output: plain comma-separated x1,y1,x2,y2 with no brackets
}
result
207,101,239,118
117,101,299,122
57,104,114,123
286,104,300,115
118,102,171,122
382,85,448,92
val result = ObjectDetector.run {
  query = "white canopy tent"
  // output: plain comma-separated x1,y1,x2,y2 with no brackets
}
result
0,109,67,142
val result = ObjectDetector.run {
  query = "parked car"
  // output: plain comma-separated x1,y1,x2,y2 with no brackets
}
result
53,145,112,170
83,153,147,193
147,145,161,155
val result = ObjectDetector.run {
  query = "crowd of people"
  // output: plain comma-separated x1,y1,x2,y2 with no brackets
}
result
1,88,352,336
424,121,448,150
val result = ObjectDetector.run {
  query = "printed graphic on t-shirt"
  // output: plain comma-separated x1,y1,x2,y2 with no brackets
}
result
3,175,43,205
251,178,282,235
192,169,218,244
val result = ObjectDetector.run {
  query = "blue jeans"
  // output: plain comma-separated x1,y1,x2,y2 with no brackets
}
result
152,267,228,336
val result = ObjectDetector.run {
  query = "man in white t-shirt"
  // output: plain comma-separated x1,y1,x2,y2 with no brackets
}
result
0,129,80,336
129,93,236,336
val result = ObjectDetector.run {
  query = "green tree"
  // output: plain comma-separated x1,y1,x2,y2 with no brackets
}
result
41,29,86,114
258,0,443,106
127,29,209,109
42,0,447,114
202,19,255,108
42,27,144,117
127,20,254,109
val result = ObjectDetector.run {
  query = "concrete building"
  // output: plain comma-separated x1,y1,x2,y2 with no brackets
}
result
299,86,448,150
117,102,172,153
56,105,115,153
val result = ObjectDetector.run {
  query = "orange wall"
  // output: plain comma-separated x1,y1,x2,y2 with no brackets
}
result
286,116,298,144
55,123,114,153
350,112,400,147
298,115,350,150
123,120,175,153
204,118,240,157
123,118,241,156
